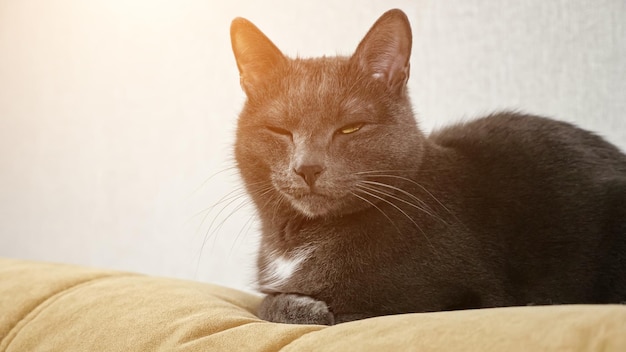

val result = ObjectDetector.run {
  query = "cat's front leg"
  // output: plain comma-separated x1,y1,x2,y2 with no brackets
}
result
258,293,335,325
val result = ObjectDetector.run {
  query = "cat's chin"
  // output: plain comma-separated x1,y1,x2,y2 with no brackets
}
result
289,194,333,218
287,193,342,219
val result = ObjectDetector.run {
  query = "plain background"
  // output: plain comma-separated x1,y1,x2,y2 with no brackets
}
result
1,0,624,293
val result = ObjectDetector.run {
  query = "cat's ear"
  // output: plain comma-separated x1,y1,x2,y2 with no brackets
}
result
230,18,286,95
352,9,412,93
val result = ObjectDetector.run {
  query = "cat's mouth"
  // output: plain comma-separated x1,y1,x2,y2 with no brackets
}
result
282,189,338,218
288,191,330,204
291,192,328,203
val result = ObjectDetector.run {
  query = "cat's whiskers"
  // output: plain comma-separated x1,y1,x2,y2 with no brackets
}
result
269,194,286,225
360,172,454,217
358,181,449,226
252,184,287,224
357,170,470,238
360,170,463,219
359,178,431,209
356,169,419,175
192,188,248,222
193,186,248,250
230,210,258,256
350,191,402,235
188,163,252,230
219,182,287,261
354,185,439,257
189,165,240,197
195,180,273,277
207,190,250,234
201,191,250,248
194,189,250,277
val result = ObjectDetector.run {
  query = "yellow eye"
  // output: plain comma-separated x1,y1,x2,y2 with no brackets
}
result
339,123,364,135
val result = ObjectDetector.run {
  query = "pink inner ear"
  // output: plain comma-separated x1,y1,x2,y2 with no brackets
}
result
368,38,410,88
350,9,412,90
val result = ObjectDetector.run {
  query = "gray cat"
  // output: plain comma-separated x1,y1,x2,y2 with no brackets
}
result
229,9,626,325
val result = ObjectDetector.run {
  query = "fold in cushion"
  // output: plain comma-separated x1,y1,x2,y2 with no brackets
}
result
1,258,624,351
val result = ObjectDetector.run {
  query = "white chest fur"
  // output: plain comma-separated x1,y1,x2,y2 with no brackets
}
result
259,247,313,292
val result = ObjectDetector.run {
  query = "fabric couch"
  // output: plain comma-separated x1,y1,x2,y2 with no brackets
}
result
1,257,625,351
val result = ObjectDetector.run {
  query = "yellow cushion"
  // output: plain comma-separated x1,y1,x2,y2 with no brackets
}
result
1,257,624,351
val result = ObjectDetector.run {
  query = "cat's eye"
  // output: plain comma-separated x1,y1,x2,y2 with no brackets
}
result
338,123,365,135
265,125,292,137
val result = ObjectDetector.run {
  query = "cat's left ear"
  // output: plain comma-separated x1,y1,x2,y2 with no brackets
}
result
352,9,412,93
231,17,286,95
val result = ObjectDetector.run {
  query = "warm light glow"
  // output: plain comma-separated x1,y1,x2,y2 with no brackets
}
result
0,0,623,293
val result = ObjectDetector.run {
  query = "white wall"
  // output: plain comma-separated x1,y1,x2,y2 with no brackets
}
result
1,0,624,292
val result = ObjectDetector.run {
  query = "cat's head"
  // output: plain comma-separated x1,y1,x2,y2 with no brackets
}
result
231,9,424,219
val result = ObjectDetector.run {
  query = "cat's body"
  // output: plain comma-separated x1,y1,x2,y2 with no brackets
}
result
230,9,626,325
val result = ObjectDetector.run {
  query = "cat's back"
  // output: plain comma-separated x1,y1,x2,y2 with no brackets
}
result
429,111,626,173
426,111,626,234
425,111,626,304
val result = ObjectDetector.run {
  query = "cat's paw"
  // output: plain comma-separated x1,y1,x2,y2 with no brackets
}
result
258,293,335,325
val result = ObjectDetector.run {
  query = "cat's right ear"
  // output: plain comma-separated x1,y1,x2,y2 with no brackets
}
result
230,18,286,95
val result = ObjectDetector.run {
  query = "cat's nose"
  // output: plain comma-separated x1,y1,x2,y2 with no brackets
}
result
294,164,324,187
